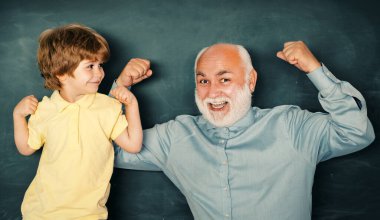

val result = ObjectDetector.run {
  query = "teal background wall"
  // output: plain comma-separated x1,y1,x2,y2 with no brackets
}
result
1,0,379,219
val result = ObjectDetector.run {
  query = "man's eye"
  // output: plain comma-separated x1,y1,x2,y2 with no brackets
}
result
99,63,104,68
199,79,208,84
220,78,230,83
88,64,94,69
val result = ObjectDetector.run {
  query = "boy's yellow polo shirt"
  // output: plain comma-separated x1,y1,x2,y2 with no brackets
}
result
22,91,128,220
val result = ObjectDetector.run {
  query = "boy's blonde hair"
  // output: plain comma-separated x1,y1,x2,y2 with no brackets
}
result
37,23,110,90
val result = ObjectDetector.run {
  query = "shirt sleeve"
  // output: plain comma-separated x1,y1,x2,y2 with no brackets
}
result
110,102,128,140
286,64,375,164
114,120,175,171
27,103,46,150
110,80,118,91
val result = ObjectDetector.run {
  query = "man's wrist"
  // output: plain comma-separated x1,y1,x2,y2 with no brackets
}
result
116,77,133,88
111,79,132,91
115,78,122,87
306,61,322,74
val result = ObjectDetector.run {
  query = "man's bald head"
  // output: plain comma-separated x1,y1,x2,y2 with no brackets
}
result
194,43,254,82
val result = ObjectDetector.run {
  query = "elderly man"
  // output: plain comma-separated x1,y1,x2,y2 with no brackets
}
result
112,41,375,219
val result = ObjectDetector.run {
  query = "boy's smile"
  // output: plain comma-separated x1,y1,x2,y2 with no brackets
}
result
58,59,105,102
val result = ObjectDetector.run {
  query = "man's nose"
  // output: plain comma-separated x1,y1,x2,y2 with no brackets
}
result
208,82,222,98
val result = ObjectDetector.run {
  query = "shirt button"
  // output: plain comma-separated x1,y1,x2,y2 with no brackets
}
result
219,140,225,144
224,187,228,191
225,214,230,217
222,160,227,165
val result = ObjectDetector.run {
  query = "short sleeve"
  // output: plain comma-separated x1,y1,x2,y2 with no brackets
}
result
93,94,128,140
27,105,46,150
110,111,128,140
104,97,128,140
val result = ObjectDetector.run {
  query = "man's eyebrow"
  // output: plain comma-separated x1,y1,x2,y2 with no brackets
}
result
196,70,231,77
196,72,205,77
217,70,229,76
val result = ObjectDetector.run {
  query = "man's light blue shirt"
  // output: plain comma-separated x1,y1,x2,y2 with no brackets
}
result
114,65,375,220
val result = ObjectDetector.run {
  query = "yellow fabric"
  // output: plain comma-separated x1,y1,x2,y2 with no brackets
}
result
22,91,128,220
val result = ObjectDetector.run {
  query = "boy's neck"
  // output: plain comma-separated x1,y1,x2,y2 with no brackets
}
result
58,89,86,103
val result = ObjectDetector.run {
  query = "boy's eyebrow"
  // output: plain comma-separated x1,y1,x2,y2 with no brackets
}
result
82,59,103,64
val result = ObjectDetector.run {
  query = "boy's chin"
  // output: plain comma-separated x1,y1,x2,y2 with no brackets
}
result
87,87,99,93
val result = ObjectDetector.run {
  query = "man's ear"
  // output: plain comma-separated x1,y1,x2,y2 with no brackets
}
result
249,68,257,93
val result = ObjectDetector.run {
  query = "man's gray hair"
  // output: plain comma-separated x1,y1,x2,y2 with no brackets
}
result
194,43,254,82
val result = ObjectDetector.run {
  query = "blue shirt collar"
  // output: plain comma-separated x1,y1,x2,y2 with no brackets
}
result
199,108,255,132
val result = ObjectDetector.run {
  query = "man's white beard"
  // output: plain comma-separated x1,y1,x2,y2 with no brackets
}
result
195,84,252,127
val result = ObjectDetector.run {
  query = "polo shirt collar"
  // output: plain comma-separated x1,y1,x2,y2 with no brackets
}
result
51,90,96,112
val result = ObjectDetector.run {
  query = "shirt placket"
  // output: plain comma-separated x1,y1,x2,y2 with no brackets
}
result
218,127,231,219
69,104,80,144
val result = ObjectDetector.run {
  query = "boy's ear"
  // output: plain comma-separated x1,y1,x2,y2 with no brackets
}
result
56,74,68,83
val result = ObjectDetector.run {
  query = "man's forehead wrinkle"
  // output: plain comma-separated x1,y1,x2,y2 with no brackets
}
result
197,52,241,73
197,58,231,76
198,54,223,65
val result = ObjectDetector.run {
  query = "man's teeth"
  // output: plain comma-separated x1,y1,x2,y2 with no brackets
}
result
210,101,227,109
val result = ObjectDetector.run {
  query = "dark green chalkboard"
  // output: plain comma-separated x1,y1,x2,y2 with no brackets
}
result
1,0,379,219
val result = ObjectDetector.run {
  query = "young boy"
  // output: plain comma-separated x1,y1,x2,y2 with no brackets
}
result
13,24,142,219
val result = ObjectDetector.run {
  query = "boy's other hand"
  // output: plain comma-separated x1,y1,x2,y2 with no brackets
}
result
110,86,136,106
116,58,152,87
13,95,38,118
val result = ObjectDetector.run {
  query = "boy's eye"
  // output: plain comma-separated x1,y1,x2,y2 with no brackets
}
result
87,63,104,69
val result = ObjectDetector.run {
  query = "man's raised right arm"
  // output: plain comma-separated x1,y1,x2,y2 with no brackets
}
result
114,123,173,171
115,58,153,88
111,58,165,171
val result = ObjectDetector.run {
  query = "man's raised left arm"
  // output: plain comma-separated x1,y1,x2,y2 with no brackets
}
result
277,41,375,163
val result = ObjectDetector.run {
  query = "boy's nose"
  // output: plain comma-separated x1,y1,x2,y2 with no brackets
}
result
94,67,104,77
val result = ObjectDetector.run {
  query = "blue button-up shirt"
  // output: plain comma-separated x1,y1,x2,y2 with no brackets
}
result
114,65,375,220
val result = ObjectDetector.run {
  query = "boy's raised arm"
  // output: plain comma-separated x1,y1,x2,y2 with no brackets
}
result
13,95,38,156
111,86,143,153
